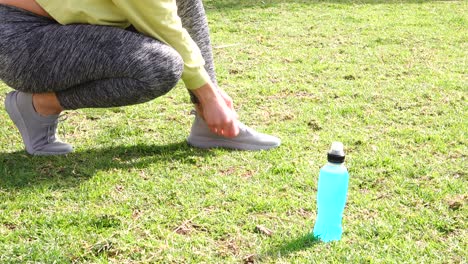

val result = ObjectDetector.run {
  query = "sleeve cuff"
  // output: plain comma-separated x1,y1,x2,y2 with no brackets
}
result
182,66,212,90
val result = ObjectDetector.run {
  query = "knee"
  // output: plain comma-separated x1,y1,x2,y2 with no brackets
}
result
137,44,184,98
157,46,184,92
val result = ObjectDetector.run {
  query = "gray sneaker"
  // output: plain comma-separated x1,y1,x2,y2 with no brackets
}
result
187,111,281,151
5,91,73,155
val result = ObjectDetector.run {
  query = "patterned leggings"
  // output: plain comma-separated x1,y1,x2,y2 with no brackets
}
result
0,0,216,109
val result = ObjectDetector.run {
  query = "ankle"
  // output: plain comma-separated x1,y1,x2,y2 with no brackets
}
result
194,104,205,120
32,93,63,116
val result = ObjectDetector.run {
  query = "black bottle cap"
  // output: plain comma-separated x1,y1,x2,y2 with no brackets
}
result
327,142,345,163
327,153,345,163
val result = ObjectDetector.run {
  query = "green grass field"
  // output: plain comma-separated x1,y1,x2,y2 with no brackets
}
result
0,0,467,263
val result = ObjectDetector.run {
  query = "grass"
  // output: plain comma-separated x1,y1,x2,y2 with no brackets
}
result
0,0,467,263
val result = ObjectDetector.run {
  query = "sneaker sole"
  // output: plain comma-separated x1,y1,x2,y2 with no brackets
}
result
187,135,280,151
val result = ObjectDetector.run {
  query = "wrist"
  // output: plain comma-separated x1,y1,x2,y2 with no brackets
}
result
191,82,219,104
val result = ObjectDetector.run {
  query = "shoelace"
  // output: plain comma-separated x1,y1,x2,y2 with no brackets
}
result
46,114,68,143
238,122,253,135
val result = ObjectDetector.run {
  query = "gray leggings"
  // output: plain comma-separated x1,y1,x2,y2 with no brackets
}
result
0,0,216,109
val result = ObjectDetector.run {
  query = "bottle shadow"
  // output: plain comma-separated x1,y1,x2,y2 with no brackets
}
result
0,141,214,190
262,233,320,259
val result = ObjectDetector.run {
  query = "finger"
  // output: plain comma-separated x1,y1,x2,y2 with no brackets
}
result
219,90,235,110
209,126,218,135
226,99,234,111
225,99,233,110
222,120,239,138
214,127,226,136
233,122,240,136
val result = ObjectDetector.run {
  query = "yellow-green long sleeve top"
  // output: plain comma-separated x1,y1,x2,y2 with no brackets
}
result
36,0,211,90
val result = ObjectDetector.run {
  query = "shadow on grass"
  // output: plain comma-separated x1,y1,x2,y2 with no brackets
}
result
261,233,320,260
0,141,214,189
207,0,443,10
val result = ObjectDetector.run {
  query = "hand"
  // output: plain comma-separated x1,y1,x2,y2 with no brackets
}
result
192,83,239,138
217,88,239,120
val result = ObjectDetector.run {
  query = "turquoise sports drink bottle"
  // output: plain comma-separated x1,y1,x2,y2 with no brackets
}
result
313,142,349,242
